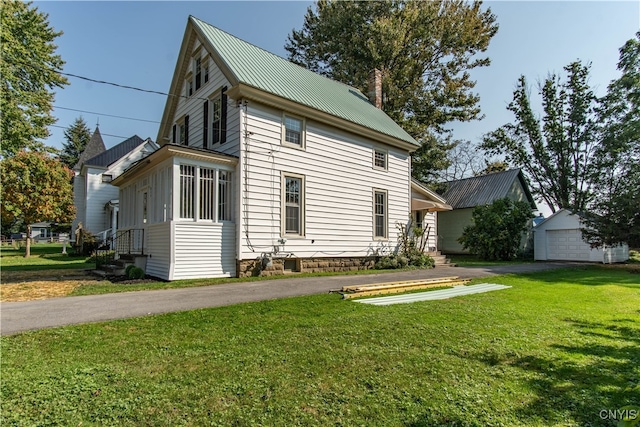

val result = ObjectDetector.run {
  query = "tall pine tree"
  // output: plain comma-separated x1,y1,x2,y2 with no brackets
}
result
286,0,498,182
60,117,91,169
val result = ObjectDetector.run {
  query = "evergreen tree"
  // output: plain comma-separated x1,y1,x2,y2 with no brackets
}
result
0,1,68,157
60,117,91,169
286,0,498,182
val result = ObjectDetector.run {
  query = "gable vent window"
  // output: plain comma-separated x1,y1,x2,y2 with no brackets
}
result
374,149,387,170
101,174,113,183
282,114,305,149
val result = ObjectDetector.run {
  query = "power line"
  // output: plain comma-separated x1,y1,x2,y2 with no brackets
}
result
49,124,129,140
54,106,160,124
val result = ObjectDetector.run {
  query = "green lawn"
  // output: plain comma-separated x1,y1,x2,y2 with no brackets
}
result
2,266,639,426
0,243,95,271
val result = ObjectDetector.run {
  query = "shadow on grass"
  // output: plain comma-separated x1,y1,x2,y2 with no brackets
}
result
434,317,640,427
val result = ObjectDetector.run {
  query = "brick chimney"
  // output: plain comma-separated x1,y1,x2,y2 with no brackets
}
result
368,68,382,109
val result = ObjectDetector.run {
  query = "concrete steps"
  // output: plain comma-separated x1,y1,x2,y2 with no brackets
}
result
426,251,456,267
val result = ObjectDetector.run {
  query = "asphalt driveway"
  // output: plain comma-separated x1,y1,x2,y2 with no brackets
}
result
1,262,575,335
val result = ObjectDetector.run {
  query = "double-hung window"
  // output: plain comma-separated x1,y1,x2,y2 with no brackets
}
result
211,87,228,145
195,57,202,91
218,171,232,221
282,114,305,148
373,149,387,170
173,115,189,146
373,189,388,239
283,174,304,236
180,165,196,219
199,167,216,220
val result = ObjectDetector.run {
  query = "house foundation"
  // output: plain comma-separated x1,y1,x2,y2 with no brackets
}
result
236,256,377,277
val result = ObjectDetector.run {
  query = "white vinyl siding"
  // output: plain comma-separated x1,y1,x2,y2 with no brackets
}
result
172,222,236,279
145,222,172,279
238,103,410,260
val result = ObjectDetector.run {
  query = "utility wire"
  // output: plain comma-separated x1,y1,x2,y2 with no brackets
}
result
49,124,129,140
54,106,161,124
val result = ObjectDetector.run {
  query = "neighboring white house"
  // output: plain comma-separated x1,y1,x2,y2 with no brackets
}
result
533,209,629,263
111,16,446,280
29,222,53,242
72,128,158,241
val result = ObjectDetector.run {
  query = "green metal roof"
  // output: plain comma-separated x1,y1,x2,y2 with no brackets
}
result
191,16,418,147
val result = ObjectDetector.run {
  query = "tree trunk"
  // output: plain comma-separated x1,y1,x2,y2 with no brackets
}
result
25,224,31,258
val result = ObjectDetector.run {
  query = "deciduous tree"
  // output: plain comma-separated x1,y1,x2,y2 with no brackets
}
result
582,32,640,248
1,1,68,157
0,151,75,257
482,61,599,213
286,0,498,182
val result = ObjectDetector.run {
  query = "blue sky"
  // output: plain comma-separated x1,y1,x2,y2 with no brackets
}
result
35,1,639,153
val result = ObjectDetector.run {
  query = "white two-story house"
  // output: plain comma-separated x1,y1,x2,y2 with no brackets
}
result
112,16,449,280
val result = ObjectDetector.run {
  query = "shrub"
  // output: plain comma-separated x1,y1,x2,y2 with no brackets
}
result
375,220,435,270
458,197,534,261
127,266,145,280
124,265,136,277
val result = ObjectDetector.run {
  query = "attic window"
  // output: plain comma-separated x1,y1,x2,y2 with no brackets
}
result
282,114,305,149
373,149,387,170
102,174,113,183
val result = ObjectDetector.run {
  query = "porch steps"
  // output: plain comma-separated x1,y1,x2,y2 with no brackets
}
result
426,251,456,267
93,254,139,277
337,276,471,299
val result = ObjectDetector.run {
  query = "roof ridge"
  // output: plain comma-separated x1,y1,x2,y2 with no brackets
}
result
444,168,520,185
189,16,370,96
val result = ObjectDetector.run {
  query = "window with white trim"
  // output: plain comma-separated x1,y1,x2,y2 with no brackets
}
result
283,174,304,236
211,87,227,145
199,167,216,220
282,114,305,148
218,170,232,221
195,57,202,91
180,165,196,219
186,77,193,97
373,189,387,239
373,149,387,170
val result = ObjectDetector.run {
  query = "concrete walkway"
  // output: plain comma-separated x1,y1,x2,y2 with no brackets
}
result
1,262,573,335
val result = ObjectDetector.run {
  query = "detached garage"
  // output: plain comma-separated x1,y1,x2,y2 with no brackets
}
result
534,209,629,263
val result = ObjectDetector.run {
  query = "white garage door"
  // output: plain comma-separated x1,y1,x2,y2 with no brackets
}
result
546,229,590,261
